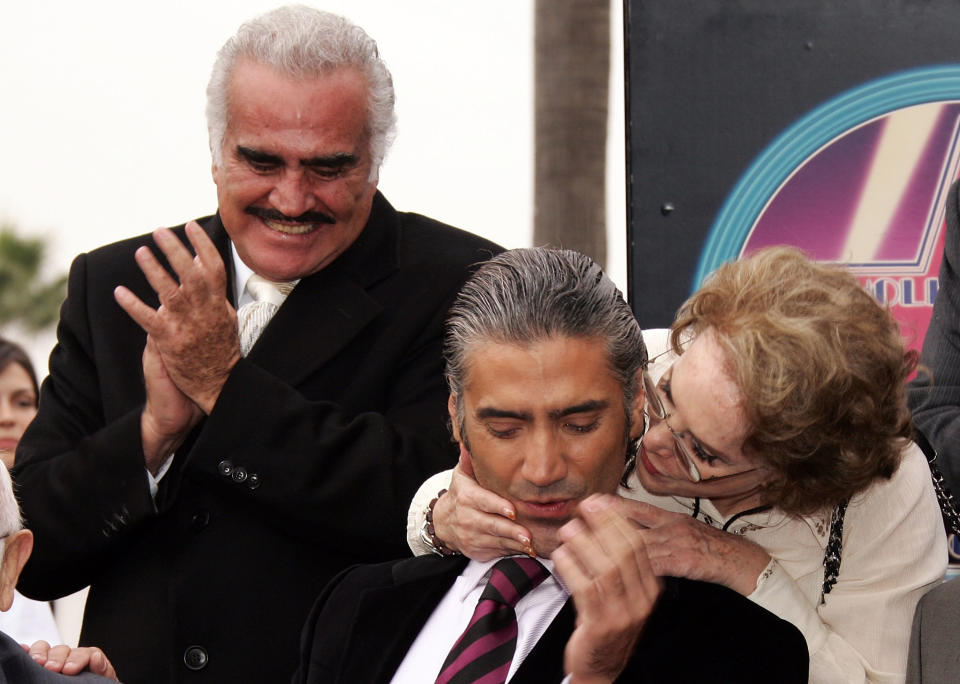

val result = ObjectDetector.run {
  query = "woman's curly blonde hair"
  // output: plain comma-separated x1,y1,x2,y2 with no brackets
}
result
671,246,916,516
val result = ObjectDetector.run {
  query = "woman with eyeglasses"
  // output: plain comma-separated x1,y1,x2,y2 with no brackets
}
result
408,247,946,683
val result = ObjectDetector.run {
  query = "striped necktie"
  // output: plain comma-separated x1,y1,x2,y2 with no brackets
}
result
435,557,549,684
237,275,295,356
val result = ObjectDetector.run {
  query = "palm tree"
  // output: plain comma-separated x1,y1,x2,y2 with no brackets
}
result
534,0,610,268
0,224,66,331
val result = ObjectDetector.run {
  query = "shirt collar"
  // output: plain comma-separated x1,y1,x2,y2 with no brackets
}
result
230,242,300,308
231,243,255,309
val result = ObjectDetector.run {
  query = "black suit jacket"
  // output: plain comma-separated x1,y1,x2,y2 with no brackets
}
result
909,178,960,493
293,555,809,684
12,193,502,683
0,631,114,683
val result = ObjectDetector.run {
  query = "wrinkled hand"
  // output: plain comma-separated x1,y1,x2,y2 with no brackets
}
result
24,640,118,680
114,222,241,414
140,335,203,474
431,446,534,559
553,494,662,684
620,499,771,596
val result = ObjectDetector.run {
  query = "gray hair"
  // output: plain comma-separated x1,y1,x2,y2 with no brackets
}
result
0,465,22,544
206,5,397,179
445,248,647,440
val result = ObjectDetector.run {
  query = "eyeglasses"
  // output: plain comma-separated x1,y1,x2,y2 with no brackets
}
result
641,369,759,484
641,369,703,482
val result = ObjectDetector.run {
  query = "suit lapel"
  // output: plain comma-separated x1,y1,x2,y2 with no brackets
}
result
338,556,467,682
246,271,381,386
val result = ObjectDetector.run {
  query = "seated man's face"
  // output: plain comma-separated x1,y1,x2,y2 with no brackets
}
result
451,335,644,556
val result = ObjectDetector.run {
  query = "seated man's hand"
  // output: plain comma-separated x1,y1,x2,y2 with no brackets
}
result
24,640,119,680
552,494,662,684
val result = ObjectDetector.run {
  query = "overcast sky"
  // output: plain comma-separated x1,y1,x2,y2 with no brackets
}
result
0,0,625,371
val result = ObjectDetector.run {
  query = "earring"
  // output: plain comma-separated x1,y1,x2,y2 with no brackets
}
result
621,438,641,486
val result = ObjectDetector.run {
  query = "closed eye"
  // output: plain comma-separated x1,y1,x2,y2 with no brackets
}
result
236,146,282,173
486,422,521,439
661,375,720,465
304,164,346,180
302,153,356,180
690,439,719,466
563,418,599,434
659,378,674,407
250,161,279,173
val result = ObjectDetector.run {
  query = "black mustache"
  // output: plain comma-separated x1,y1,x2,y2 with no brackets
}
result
246,207,336,225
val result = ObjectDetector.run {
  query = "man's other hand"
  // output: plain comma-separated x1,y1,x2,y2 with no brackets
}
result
139,335,203,474
553,494,663,684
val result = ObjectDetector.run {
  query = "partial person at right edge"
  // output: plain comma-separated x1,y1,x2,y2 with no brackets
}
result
906,577,960,684
909,177,960,495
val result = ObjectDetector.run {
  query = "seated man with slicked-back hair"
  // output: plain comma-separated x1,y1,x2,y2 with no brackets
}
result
293,248,808,684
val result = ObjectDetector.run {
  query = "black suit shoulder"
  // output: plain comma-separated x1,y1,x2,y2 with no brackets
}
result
624,577,808,683
293,555,463,684
395,209,503,261
335,193,502,286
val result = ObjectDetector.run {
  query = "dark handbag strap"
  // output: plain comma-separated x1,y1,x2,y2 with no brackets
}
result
912,429,960,537
820,431,960,605
820,500,847,604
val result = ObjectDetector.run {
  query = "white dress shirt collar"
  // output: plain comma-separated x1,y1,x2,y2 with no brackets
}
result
231,243,255,309
390,556,569,683
230,242,299,308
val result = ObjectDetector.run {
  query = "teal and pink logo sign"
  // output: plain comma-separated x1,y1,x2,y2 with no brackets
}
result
698,66,960,352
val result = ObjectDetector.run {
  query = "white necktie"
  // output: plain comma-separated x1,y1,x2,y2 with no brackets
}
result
237,275,295,356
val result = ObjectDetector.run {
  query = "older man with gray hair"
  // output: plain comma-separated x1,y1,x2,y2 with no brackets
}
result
13,5,500,682
0,465,117,682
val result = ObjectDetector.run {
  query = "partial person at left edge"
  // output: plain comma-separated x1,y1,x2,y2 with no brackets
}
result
0,338,61,647
0,463,118,683
12,6,502,684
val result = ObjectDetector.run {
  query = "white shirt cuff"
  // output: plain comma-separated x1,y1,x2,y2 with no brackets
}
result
146,453,175,501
